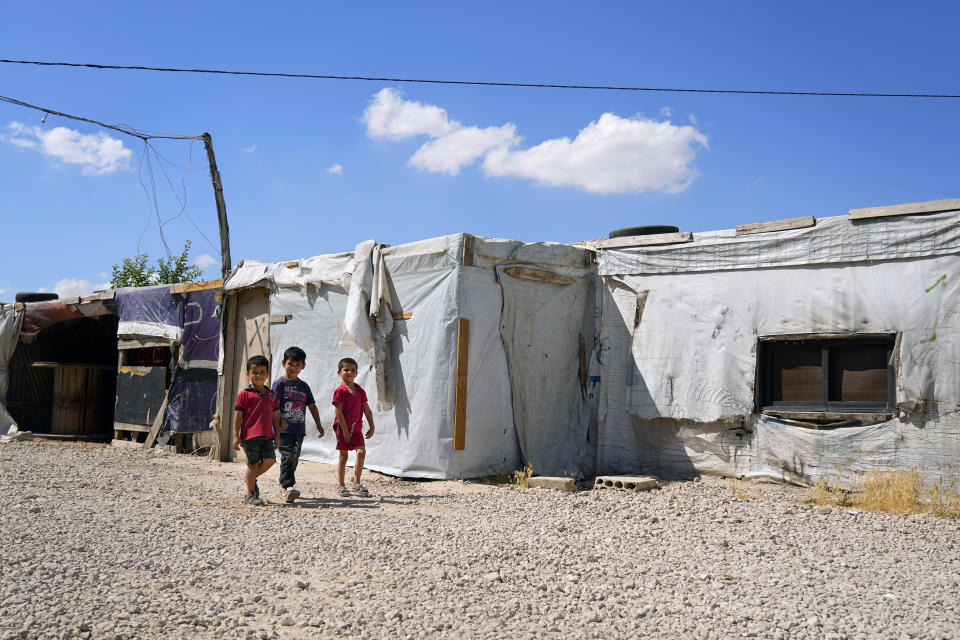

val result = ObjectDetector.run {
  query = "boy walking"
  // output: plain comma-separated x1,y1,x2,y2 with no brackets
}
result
332,357,375,497
233,355,283,506
272,346,324,503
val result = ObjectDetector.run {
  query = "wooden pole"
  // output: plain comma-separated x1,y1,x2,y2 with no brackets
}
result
201,133,231,280
454,319,470,451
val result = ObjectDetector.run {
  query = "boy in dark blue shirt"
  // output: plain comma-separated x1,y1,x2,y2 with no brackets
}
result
271,346,324,503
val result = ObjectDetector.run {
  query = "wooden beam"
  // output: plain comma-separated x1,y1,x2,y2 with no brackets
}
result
736,216,815,236
503,266,576,286
215,294,239,461
142,392,169,450
169,278,224,294
453,319,469,451
849,197,960,220
599,231,693,249
392,311,413,320
461,234,476,267
268,314,293,324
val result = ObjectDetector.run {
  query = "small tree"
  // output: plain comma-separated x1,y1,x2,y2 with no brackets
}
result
111,240,205,288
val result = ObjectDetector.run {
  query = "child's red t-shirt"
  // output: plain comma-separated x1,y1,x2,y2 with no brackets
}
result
235,386,279,441
332,383,367,435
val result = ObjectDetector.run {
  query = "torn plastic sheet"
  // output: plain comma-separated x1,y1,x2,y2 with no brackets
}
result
0,304,24,435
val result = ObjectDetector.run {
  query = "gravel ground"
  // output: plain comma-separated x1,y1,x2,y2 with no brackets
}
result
1,440,958,640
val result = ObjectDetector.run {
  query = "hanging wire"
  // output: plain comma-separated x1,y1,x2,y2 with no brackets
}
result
1,58,959,99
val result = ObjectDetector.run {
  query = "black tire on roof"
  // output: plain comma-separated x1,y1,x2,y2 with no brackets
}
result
15,292,59,303
608,225,680,239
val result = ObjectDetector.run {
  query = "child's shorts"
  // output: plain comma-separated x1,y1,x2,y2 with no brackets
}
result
242,436,276,465
334,424,365,451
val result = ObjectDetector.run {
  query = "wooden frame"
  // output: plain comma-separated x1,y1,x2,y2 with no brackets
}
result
757,335,896,414
453,319,469,451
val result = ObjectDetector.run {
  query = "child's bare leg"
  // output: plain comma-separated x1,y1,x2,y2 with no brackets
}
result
337,450,349,488
245,464,258,495
245,459,275,494
353,448,366,488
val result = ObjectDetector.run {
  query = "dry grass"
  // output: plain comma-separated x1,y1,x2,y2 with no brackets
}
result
512,463,534,488
806,468,960,517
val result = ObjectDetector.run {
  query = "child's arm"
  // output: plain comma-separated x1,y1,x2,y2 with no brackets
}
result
272,408,283,448
308,403,324,437
363,401,375,439
232,409,243,450
334,402,348,436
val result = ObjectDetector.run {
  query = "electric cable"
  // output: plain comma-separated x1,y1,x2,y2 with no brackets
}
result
1,58,958,99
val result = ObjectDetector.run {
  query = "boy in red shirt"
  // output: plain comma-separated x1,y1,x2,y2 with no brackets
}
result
233,355,283,505
332,357,375,497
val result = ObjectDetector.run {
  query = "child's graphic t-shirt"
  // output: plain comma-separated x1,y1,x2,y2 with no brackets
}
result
271,377,316,435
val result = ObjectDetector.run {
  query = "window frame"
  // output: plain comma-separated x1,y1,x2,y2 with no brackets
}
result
757,334,896,415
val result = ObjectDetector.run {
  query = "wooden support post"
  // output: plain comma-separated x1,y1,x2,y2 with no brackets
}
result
453,319,469,451
142,392,170,450
215,293,238,461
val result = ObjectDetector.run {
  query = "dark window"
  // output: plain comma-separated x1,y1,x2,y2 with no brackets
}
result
759,336,895,412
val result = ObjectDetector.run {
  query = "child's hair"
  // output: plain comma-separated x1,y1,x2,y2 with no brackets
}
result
246,355,269,371
337,357,358,371
283,346,307,363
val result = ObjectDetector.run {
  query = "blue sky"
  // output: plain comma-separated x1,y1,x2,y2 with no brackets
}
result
1,1,958,299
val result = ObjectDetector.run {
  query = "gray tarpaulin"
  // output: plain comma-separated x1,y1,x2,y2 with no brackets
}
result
596,211,960,484
0,304,24,435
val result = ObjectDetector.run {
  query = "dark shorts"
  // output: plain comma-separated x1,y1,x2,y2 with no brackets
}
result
242,436,276,465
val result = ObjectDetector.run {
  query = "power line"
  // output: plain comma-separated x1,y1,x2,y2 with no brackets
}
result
0,93,203,141
1,58,958,99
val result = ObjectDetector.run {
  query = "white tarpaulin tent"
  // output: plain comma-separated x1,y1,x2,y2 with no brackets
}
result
595,209,960,484
0,304,24,435
219,233,597,479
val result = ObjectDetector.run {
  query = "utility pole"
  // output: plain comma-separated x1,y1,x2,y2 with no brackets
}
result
201,132,231,280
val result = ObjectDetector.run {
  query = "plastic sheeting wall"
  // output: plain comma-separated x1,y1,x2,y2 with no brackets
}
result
596,246,960,484
0,305,24,434
262,241,521,479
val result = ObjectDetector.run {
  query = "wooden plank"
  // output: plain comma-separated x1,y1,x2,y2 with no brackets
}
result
169,278,224,294
849,197,960,220
453,319,469,451
461,234,475,267
736,216,815,236
284,260,300,268
268,314,293,324
215,293,239,461
142,393,170,450
113,421,152,433
503,266,576,286
599,231,693,249
392,311,413,320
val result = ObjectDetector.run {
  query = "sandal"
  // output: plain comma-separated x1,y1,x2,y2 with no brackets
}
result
352,484,370,497
337,486,350,497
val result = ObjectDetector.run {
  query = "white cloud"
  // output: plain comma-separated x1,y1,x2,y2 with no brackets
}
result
242,144,257,153
660,106,673,118
326,163,344,175
363,88,457,140
363,91,708,194
52,278,111,298
4,122,132,175
408,124,520,175
483,113,708,194
193,253,217,269
0,289,6,295
98,272,107,279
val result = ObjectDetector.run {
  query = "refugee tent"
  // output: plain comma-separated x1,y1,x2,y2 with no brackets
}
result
216,234,598,479
593,204,960,485
0,303,24,435
0,281,221,446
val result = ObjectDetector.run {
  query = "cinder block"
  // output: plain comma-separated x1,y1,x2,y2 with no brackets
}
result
593,475,658,492
528,476,577,492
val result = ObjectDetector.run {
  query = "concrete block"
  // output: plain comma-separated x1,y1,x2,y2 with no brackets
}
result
593,475,659,492
528,476,577,492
